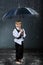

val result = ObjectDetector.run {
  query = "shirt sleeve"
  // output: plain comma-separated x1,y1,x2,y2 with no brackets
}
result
23,29,26,38
13,29,22,38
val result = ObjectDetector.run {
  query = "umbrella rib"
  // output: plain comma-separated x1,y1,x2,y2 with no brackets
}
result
25,7,39,15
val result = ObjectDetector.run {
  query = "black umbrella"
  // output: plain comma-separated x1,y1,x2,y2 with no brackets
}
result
2,7,39,20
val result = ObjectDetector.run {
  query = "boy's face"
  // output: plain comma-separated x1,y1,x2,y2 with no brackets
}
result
15,22,22,29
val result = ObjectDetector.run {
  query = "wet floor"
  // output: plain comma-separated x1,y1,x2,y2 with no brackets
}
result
0,49,43,65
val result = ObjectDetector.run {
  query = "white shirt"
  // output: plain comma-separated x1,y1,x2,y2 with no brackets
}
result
13,28,26,45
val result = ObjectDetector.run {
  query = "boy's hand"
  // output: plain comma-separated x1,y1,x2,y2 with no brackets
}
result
20,29,24,35
20,29,23,33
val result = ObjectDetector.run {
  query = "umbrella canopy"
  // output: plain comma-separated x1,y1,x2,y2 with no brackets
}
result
14,8,31,15
15,7,39,15
2,7,39,20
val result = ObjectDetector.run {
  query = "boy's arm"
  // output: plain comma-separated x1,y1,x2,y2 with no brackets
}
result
13,29,22,38
22,29,26,38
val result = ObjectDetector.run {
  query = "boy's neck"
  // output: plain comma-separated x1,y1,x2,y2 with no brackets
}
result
16,27,21,30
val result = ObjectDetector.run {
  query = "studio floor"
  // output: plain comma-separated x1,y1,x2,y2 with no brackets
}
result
0,49,43,65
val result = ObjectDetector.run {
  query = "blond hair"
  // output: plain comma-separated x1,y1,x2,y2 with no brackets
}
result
15,20,22,24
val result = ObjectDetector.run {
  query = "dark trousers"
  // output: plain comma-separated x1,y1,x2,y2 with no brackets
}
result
15,42,24,61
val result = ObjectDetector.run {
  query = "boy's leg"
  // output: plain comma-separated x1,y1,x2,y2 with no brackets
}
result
19,42,24,59
15,43,20,61
21,43,24,59
15,42,24,62
15,43,22,64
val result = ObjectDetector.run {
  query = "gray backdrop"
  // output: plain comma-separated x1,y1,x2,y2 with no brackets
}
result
0,0,42,49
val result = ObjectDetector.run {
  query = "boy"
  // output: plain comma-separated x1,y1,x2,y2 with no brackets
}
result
13,20,26,64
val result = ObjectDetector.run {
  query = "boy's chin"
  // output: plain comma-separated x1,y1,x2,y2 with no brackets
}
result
16,27,20,30
16,27,22,30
